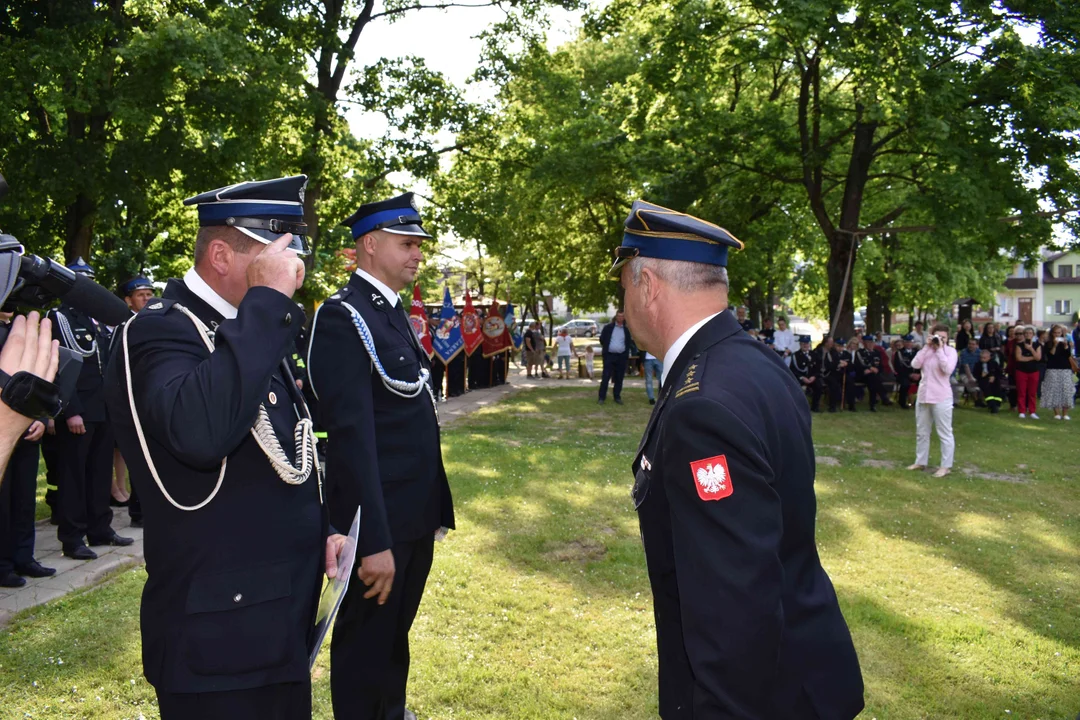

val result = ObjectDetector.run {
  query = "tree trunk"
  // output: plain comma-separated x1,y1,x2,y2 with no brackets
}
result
865,281,883,335
64,192,96,264
746,285,767,329
826,232,857,338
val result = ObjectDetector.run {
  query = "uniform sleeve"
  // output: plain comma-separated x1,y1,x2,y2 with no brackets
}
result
49,309,84,419
659,396,785,716
126,287,301,469
308,303,393,557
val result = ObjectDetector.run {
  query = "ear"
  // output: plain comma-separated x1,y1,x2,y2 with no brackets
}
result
359,232,380,258
206,238,234,278
640,265,662,308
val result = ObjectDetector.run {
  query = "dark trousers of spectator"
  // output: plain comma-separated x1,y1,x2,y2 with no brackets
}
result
1008,372,1018,408
599,352,628,402
0,440,41,574
825,375,841,411
446,353,466,397
801,378,824,411
860,372,887,409
55,420,114,548
896,373,912,408
430,359,445,400
42,432,60,517
158,681,311,720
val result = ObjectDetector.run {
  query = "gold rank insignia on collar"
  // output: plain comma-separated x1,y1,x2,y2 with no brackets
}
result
675,362,701,399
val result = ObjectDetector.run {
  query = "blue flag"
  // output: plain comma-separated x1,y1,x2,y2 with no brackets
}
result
431,286,464,364
505,301,523,349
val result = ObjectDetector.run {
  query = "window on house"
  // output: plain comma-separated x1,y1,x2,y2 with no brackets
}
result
1060,264,1074,279
1054,299,1073,315
998,298,1011,316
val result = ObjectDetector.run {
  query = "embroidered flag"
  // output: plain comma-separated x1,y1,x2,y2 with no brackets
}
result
504,298,523,349
432,286,464,364
482,299,513,358
689,455,733,501
461,289,483,356
408,283,434,359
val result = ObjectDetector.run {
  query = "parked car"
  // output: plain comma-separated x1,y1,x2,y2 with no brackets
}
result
554,319,599,337
853,311,866,331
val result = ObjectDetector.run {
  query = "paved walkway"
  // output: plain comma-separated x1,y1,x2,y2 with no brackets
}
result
0,371,649,627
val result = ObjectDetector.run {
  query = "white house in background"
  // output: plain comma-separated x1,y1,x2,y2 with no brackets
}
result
994,248,1080,327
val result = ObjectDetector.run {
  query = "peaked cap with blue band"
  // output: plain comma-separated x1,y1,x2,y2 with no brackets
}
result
799,335,812,344
608,199,743,277
121,277,153,296
342,192,432,240
183,175,310,254
67,256,94,277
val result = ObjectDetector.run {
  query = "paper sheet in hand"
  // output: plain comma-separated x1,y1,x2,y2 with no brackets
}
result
309,507,361,671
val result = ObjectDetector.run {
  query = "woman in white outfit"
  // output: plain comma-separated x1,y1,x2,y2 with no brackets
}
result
907,323,958,478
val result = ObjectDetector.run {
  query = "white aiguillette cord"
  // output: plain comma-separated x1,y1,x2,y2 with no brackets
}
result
123,304,320,512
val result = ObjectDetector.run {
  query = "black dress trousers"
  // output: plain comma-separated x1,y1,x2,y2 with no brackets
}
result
0,440,41,573
157,680,312,720
55,420,115,547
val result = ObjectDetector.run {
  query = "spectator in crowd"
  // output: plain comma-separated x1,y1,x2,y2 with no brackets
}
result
893,334,919,409
748,328,760,341
1072,318,1080,354
955,318,974,351
583,344,595,380
790,335,823,412
642,351,662,405
955,337,983,405
816,335,843,413
735,306,754,332
1037,328,1050,391
773,317,797,363
759,316,775,341
554,328,576,379
974,348,1004,413
524,321,540,378
840,337,860,411
1041,324,1074,420
856,334,892,411
1013,325,1042,418
887,338,903,368
911,321,926,348
908,323,958,477
598,310,632,405
1004,324,1025,408
979,321,1004,366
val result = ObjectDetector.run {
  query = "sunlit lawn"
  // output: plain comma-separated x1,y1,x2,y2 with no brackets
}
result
2,385,1078,719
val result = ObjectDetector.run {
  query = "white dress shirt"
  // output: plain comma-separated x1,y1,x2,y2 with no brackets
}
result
662,312,721,386
183,268,238,319
773,328,797,354
355,268,400,307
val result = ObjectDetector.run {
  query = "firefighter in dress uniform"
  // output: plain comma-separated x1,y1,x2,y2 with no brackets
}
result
104,176,341,720
611,200,864,719
116,276,157,528
893,334,919,409
855,333,893,411
47,258,132,560
307,192,454,720
789,334,823,412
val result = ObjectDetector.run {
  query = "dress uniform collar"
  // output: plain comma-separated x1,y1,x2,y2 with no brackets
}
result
183,268,238,320
353,268,400,308
661,312,722,386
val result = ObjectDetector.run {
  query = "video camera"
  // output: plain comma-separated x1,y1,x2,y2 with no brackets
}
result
0,172,133,418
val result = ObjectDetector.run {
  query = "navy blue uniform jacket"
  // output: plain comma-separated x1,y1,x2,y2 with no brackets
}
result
49,304,109,422
307,273,454,557
104,280,324,694
632,311,863,719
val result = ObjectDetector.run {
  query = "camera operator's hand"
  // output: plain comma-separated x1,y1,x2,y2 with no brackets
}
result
0,312,60,478
46,418,55,435
24,420,44,442
247,233,305,299
66,415,86,435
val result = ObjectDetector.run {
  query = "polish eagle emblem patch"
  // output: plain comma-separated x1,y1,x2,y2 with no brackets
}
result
689,455,733,501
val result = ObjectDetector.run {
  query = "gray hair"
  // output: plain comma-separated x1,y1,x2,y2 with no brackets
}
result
629,257,729,293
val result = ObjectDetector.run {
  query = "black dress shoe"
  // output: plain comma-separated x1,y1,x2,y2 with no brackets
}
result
0,571,27,588
614,398,623,405
63,545,98,560
15,561,56,578
648,398,656,405
88,533,135,547
109,497,129,508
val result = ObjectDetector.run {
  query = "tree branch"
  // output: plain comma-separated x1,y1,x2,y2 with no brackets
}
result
370,1,501,21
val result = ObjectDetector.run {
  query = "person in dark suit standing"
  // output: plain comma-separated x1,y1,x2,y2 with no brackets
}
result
307,192,455,720
48,258,132,560
610,199,863,719
105,176,336,720
790,334,823,412
598,310,632,404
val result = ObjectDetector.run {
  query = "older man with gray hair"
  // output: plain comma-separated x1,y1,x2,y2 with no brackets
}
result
610,199,864,719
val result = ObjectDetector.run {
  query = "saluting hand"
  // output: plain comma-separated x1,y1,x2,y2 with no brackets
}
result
247,233,305,299
358,549,395,605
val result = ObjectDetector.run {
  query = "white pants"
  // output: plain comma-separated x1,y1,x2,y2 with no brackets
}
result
915,401,954,468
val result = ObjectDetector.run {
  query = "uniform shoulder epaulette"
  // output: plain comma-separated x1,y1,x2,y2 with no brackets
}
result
139,298,177,315
673,352,709,400
323,286,353,306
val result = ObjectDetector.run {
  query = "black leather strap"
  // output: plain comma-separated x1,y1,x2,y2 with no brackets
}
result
0,368,63,419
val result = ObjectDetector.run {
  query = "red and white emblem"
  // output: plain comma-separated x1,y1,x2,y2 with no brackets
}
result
689,455,733,501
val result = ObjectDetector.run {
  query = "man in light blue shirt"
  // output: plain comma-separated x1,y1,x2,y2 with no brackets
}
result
598,311,632,404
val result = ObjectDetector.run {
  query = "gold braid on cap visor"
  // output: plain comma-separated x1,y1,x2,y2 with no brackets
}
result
622,226,745,249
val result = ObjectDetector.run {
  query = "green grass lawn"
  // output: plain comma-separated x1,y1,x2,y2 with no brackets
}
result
2,387,1078,719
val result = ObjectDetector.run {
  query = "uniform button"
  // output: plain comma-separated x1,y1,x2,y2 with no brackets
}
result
284,312,293,326
268,391,278,405
233,593,243,603
399,356,405,361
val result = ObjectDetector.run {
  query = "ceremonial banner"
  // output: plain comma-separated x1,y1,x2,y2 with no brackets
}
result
432,286,464,365
461,289,483,356
504,299,523,349
409,283,434,359
482,300,513,358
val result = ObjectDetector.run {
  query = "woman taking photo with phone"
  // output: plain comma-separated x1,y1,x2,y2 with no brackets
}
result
1014,325,1042,418
1041,324,1075,420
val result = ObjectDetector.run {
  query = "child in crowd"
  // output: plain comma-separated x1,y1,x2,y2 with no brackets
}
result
974,348,1003,413
583,345,595,380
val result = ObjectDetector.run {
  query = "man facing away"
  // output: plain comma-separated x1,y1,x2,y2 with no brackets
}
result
612,199,864,719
